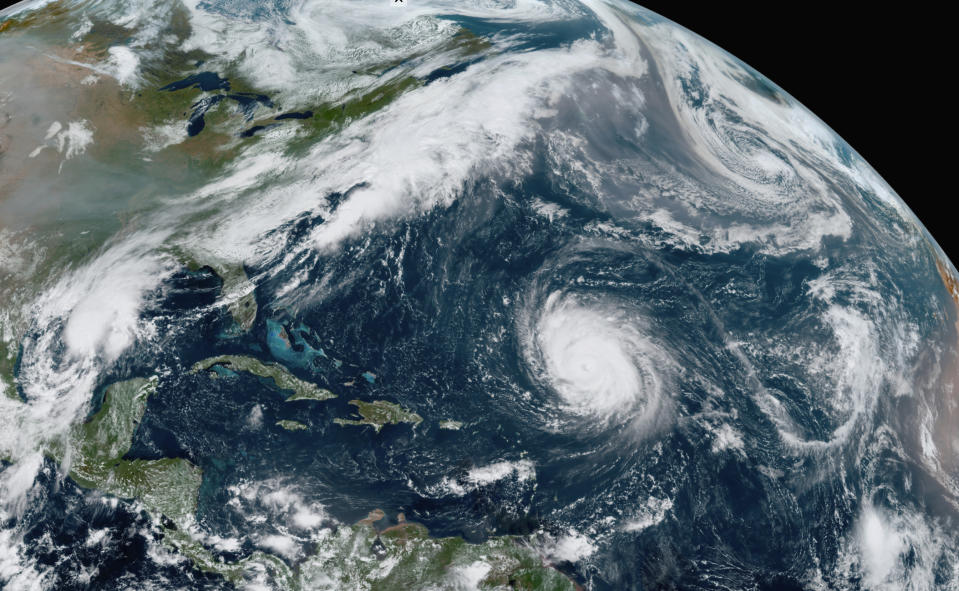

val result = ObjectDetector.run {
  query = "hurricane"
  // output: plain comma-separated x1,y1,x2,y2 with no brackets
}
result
1,0,958,590
522,287,673,434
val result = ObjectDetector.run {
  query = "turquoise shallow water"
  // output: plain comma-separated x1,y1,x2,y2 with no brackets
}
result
1,1,958,589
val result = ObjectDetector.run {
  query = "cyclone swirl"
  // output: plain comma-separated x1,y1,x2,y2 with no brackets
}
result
520,283,674,433
2,0,958,590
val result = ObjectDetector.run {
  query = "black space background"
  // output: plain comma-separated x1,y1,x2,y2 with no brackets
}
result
635,2,953,260
1,1,952,260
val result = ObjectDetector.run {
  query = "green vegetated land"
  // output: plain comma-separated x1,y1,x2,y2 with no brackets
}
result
54,371,575,589
334,399,424,433
191,354,336,402
0,5,575,588
66,377,203,524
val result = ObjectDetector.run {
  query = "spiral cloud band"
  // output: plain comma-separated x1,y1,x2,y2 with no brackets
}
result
524,289,673,431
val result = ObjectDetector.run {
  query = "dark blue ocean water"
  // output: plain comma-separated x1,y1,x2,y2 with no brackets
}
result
12,140,942,589
5,3,958,590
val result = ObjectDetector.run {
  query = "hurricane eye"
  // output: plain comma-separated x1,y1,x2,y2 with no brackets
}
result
522,290,673,432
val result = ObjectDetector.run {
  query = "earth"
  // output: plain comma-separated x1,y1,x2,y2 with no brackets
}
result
1,1,958,590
